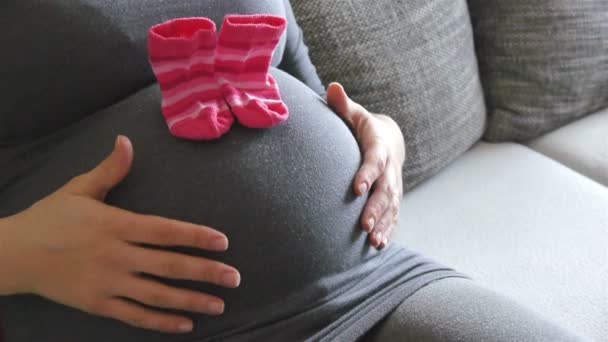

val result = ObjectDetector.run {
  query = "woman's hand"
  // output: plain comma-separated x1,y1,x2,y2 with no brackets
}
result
327,83,406,249
0,136,240,334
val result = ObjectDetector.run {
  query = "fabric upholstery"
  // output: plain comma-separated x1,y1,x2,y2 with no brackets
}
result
468,1,608,142
292,0,486,190
393,142,608,341
529,108,608,187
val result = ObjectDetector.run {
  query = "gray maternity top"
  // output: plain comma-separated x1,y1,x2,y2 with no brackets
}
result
0,1,465,341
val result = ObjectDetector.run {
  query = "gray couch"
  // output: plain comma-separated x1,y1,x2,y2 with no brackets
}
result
293,1,608,341
395,122,608,341
1,0,606,340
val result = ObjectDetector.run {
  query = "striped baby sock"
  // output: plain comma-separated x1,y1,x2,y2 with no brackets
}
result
149,18,234,140
215,15,289,129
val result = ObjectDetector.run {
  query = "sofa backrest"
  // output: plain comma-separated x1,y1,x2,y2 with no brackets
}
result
293,0,486,190
467,0,608,142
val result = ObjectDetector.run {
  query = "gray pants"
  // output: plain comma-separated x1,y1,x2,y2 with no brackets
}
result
361,278,589,342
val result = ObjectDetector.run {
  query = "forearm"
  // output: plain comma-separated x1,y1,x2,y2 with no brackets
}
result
278,0,326,96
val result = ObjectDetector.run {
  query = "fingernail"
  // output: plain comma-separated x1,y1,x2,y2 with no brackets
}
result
367,217,375,230
211,236,228,250
208,301,224,315
177,321,193,332
221,271,240,288
374,231,383,244
383,237,389,246
359,183,368,195
114,135,122,149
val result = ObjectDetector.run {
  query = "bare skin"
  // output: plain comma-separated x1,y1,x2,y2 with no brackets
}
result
0,136,241,334
327,82,406,249
0,83,406,334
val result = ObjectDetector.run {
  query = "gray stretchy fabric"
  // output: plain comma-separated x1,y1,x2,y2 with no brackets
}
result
360,278,590,342
0,69,464,341
0,1,582,341
0,0,324,146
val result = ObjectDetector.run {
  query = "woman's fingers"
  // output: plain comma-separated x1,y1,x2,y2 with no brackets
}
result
362,162,402,248
354,142,388,196
370,203,399,249
66,135,134,201
380,216,398,249
326,82,358,125
125,246,240,288
98,297,194,334
360,179,391,233
115,212,229,252
326,83,390,196
119,276,225,316
369,204,394,248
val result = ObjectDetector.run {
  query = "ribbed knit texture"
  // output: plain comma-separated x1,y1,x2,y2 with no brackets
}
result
216,15,289,128
149,18,234,140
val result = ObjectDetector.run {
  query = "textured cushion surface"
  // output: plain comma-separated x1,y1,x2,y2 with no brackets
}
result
468,1,608,142
394,142,608,341
292,0,486,190
528,108,608,187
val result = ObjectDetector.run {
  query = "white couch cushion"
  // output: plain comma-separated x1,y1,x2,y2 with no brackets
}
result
528,108,608,187
393,142,608,341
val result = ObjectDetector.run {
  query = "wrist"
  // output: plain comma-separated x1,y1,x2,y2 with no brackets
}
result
0,214,34,295
374,114,406,166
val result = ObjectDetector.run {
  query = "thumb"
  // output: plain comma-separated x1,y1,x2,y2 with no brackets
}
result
326,82,365,127
67,135,134,200
327,82,353,118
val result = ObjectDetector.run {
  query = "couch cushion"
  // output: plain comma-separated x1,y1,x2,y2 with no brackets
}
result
393,142,608,340
292,0,486,190
468,1,608,142
528,108,608,187
0,0,289,145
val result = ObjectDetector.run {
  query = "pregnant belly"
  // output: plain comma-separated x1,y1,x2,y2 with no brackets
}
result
0,69,380,339
120,73,374,297
107,70,380,335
